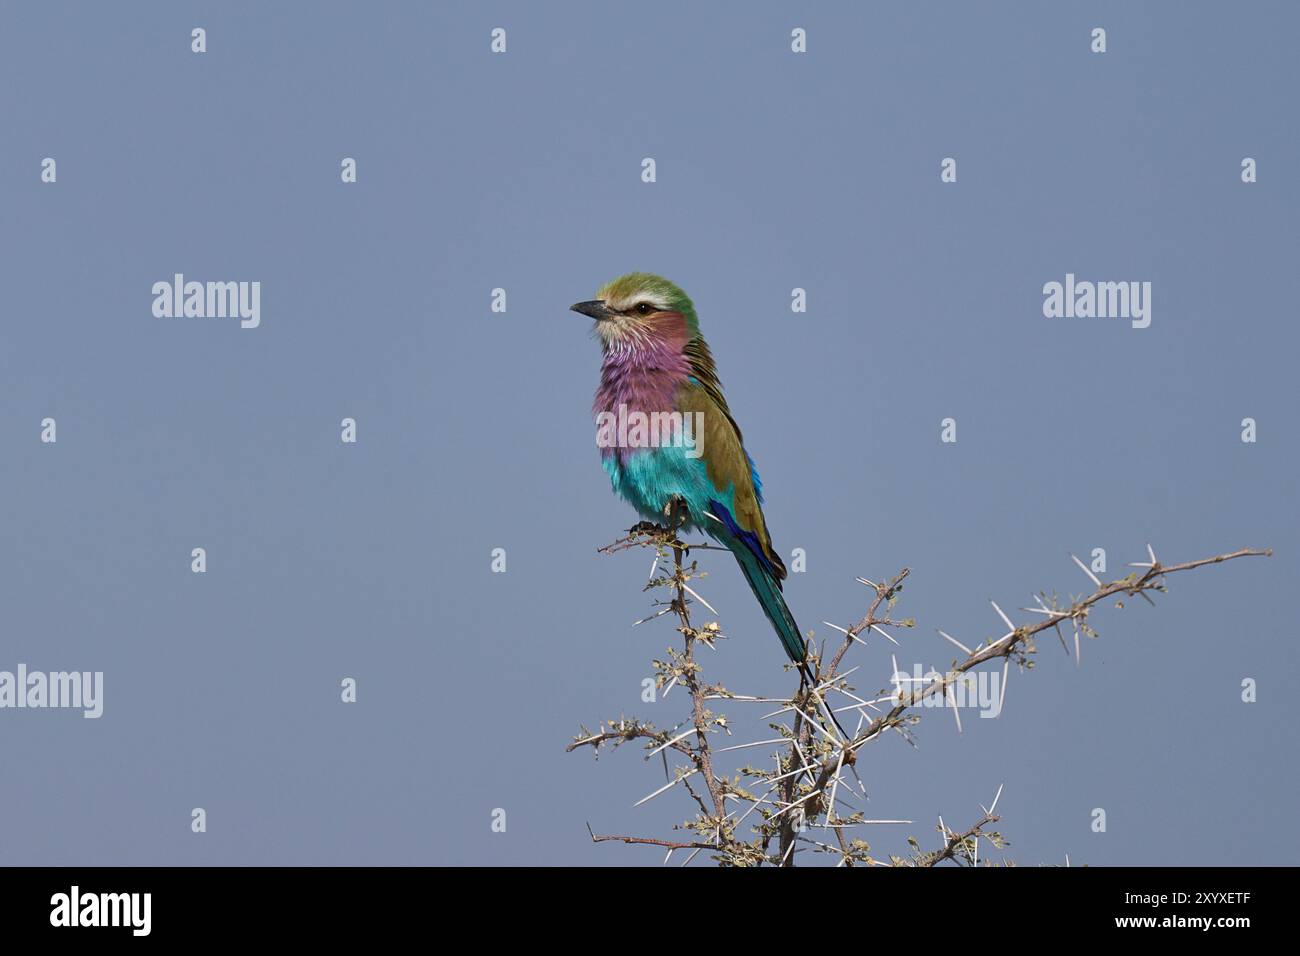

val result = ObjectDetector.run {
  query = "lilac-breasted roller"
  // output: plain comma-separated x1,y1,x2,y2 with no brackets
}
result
571,273,808,672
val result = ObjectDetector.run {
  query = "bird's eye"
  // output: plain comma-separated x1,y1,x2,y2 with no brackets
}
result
634,302,655,315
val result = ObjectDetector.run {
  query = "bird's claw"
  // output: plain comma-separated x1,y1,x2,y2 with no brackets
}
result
628,520,668,536
663,496,689,530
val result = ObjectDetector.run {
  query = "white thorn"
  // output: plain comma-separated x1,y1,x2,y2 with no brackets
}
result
938,629,972,655
1070,553,1103,588
632,606,674,627
827,748,846,822
990,600,1015,631
870,623,901,646
770,789,821,821
681,582,717,615
716,738,787,753
791,704,840,745
633,768,698,807
732,783,780,828
646,728,696,757
821,664,860,687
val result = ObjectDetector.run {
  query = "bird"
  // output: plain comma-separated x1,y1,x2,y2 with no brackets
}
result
571,272,812,680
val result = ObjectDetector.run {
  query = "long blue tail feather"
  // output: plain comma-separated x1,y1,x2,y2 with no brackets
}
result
732,545,805,663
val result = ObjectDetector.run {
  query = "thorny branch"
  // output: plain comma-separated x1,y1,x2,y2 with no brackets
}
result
570,530,1270,867
916,812,1002,868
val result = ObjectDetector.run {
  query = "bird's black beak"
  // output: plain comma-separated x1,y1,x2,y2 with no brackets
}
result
570,299,613,321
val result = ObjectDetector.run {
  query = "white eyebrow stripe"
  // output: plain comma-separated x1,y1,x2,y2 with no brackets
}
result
612,296,671,312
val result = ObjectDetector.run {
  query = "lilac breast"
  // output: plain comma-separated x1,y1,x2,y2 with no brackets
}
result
593,338,692,464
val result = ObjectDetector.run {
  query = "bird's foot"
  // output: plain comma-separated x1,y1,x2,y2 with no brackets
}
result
627,498,690,543
663,495,689,531
628,520,668,536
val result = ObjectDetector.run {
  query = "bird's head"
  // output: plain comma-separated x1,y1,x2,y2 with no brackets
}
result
571,273,699,353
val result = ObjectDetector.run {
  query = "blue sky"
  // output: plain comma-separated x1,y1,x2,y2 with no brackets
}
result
1,1,1295,865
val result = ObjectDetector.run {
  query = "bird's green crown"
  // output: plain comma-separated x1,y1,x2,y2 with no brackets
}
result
595,272,700,336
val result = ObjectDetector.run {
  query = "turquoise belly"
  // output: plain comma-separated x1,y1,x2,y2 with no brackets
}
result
602,446,735,534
